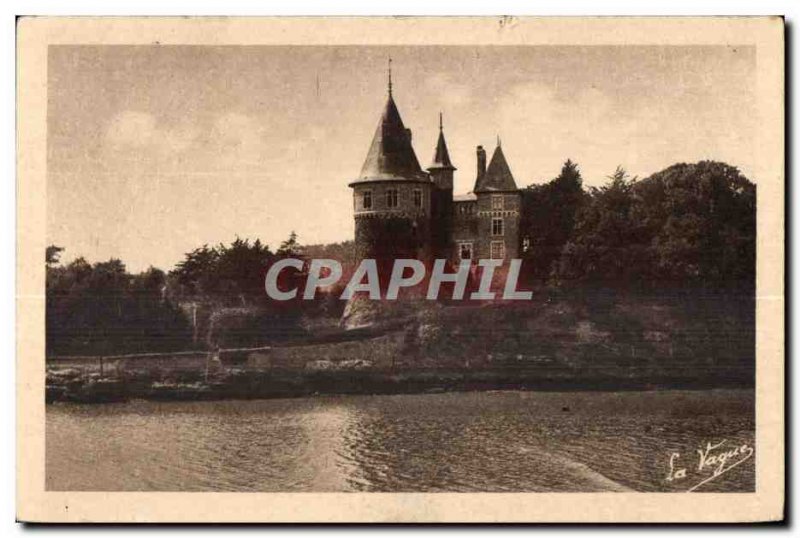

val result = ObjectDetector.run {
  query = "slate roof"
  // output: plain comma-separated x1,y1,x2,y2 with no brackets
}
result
427,115,455,171
473,144,518,192
353,95,429,184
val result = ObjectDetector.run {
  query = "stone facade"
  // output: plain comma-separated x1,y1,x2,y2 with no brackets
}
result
352,181,433,260
475,191,522,260
349,84,522,265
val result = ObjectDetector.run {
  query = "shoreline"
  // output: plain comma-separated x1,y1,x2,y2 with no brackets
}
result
46,367,754,405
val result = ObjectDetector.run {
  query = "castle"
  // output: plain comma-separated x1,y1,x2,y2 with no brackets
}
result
348,75,521,266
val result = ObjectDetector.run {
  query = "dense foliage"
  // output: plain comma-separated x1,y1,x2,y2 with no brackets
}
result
303,240,357,268
167,232,306,302
47,233,306,356
553,161,755,289
521,160,755,290
520,159,585,280
46,257,193,356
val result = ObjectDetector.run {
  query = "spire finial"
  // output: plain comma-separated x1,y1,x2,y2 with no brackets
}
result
439,112,443,131
497,134,501,147
388,57,393,97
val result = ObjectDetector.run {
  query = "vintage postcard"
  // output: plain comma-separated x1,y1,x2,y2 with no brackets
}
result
17,17,784,522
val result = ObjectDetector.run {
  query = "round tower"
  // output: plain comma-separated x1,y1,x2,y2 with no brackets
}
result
348,70,433,265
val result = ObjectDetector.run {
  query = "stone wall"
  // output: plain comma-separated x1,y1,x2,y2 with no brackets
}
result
354,213,431,262
46,352,211,377
349,181,523,264
475,192,521,260
451,193,521,261
47,330,408,377
245,331,405,371
452,200,478,260
352,181,432,215
352,181,433,262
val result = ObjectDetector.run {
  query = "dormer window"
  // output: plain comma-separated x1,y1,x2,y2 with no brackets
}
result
492,195,504,210
386,189,399,208
362,190,372,210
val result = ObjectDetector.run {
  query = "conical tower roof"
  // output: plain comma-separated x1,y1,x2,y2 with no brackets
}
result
474,143,518,192
428,113,456,171
352,95,429,184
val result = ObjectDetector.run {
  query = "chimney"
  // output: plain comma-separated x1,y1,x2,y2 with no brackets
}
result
476,145,486,182
405,128,412,142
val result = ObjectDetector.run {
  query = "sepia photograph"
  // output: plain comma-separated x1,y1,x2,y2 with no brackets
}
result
16,16,784,523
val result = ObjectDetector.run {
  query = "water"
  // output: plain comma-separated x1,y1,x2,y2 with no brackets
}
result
46,389,754,492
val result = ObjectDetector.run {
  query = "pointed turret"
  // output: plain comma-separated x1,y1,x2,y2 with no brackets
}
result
428,113,456,171
427,113,455,260
349,62,434,267
351,67,428,185
473,143,518,192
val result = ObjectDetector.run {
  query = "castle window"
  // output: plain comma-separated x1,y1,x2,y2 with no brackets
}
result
413,189,422,208
490,241,505,260
362,190,372,210
492,217,504,236
523,237,531,253
386,188,399,208
492,195,504,210
459,242,473,260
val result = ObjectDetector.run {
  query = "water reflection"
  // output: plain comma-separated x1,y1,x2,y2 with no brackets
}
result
46,390,754,492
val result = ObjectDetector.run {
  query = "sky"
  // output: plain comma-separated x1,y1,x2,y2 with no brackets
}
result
47,45,756,272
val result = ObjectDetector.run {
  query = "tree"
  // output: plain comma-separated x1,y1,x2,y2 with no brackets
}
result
170,237,278,305
171,245,220,296
46,245,64,267
555,161,755,291
520,159,585,280
303,240,357,269
276,230,302,258
214,237,275,303
556,166,644,285
636,161,755,288
46,250,192,355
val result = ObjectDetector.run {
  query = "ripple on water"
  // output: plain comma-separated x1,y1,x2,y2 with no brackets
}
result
46,389,755,492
